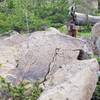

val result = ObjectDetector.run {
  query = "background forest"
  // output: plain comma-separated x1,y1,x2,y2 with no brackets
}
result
0,0,70,33
0,0,97,34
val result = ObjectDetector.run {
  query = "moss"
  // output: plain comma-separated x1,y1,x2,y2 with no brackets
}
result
0,64,3,67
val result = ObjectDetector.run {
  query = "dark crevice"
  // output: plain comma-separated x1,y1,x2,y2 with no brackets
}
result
40,48,60,85
77,49,91,60
73,49,92,60
77,50,85,60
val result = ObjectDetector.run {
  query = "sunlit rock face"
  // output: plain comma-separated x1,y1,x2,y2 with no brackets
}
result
38,59,99,100
92,22,100,38
91,22,100,57
0,28,99,100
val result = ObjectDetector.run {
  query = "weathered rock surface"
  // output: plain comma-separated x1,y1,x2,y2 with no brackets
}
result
75,12,100,25
38,59,99,100
0,28,99,99
92,22,100,38
91,22,100,57
96,37,100,56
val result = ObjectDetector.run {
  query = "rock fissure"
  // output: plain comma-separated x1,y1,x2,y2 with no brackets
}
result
41,48,60,85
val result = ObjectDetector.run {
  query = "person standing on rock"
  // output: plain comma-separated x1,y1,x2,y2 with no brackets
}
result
67,3,77,37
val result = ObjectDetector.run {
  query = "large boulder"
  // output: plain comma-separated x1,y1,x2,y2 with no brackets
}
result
6,30,84,83
95,37,100,56
38,59,99,100
91,22,100,56
92,22,100,38
0,28,98,99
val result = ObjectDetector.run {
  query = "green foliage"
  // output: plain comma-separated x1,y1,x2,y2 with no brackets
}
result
0,76,43,100
78,24,92,38
0,0,69,33
0,12,12,32
81,24,92,33
96,57,100,63
58,25,67,33
79,31,91,38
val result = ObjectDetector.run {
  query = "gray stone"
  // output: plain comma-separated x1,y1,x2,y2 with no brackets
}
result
91,22,100,56
92,22,100,38
38,59,99,100
0,28,98,99
96,37,100,56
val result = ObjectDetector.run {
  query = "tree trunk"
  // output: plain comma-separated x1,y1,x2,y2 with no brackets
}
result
75,12,100,25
